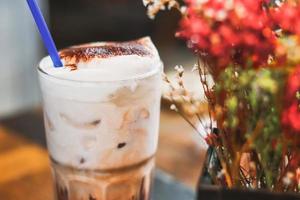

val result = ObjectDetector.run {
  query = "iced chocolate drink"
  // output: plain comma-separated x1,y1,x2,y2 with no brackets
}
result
38,37,162,200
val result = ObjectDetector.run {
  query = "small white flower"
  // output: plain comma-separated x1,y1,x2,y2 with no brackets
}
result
163,93,172,101
283,172,295,186
180,6,187,15
191,34,200,44
217,169,226,179
235,4,246,18
147,5,156,19
224,0,234,10
182,95,191,102
216,10,227,21
147,13,155,19
196,0,209,5
204,8,215,18
192,64,199,72
174,65,184,73
283,176,292,186
275,0,283,7
168,0,178,10
172,95,182,102
267,55,274,65
143,0,152,6
160,4,166,10
234,71,239,77
170,104,178,111
162,73,169,82
187,40,194,49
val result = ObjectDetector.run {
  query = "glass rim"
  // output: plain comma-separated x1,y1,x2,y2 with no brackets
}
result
38,60,163,84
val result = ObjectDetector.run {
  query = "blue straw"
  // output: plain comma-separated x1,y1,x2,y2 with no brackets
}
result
26,0,63,67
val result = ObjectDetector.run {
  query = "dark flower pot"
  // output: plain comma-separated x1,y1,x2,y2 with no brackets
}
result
197,185,300,200
196,147,300,200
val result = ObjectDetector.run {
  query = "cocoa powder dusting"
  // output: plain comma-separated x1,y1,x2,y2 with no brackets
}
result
59,41,152,70
65,63,77,71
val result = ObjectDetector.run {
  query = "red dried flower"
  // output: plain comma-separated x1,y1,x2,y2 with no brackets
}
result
271,2,300,36
177,0,277,69
282,103,300,132
281,65,300,141
290,152,300,169
296,168,300,184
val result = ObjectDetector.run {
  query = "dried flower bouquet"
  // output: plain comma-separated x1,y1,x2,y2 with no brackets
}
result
144,0,300,193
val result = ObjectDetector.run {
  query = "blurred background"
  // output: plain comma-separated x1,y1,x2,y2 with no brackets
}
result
0,0,195,118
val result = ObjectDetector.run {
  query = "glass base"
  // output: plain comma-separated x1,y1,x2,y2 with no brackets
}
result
51,158,154,200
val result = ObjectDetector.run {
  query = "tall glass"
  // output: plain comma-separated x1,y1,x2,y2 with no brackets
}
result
38,59,162,200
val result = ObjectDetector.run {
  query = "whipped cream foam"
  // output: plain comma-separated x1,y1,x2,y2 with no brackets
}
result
39,37,161,81
38,37,162,170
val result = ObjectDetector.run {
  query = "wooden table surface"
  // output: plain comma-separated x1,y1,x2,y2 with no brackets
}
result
0,110,206,200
